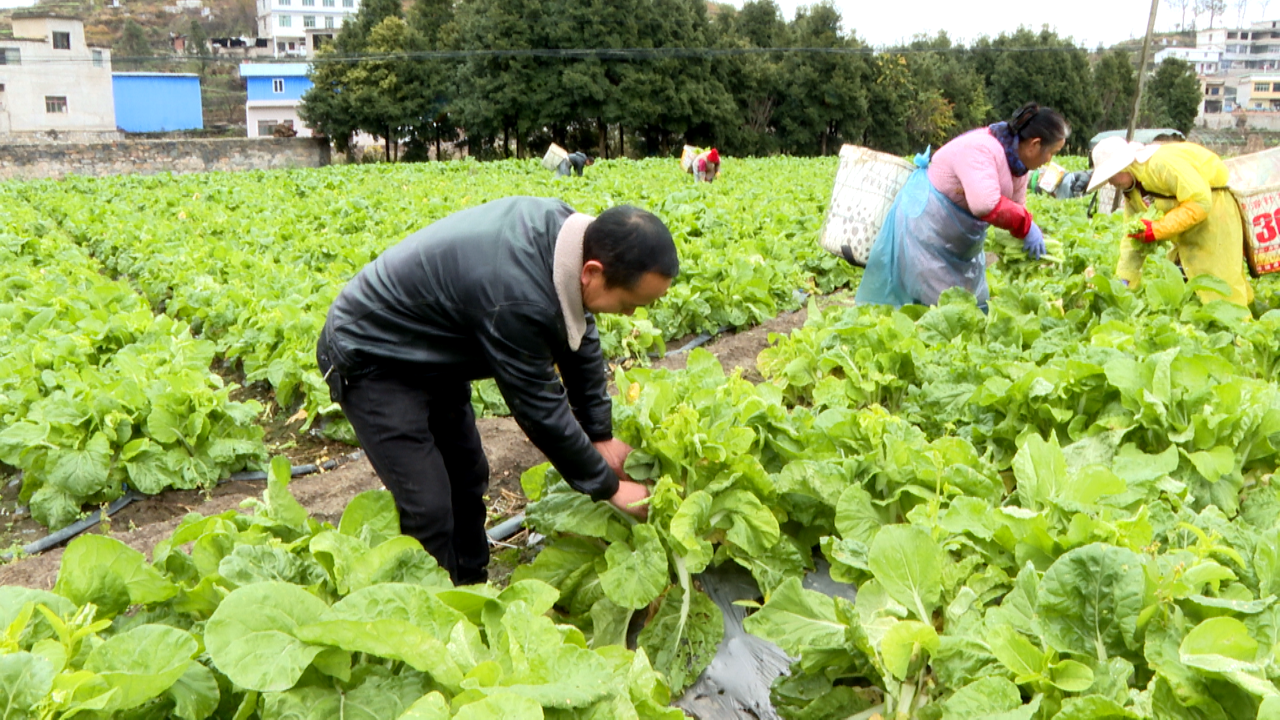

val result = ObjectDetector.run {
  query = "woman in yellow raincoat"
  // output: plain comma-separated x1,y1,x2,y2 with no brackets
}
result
1087,137,1253,306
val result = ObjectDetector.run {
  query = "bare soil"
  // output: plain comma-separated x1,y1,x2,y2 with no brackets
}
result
0,298,846,589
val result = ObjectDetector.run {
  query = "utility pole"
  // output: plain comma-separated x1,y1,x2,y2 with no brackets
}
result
1112,0,1162,211
1129,0,1162,143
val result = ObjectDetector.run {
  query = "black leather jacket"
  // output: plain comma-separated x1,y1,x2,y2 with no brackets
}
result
321,197,617,501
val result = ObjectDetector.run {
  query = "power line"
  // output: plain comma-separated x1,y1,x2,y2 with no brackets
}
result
0,43,1112,65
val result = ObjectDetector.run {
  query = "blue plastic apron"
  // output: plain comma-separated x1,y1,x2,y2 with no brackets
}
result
855,151,991,309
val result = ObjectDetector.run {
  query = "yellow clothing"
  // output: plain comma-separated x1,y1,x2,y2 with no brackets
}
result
1117,142,1254,307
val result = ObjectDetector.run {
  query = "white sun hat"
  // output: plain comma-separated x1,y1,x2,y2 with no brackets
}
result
1087,136,1163,193
1086,136,1139,193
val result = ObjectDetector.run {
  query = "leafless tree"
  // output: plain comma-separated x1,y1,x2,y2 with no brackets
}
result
1197,0,1228,28
1168,0,1195,30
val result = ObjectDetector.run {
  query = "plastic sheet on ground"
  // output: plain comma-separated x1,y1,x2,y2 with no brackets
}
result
674,559,856,719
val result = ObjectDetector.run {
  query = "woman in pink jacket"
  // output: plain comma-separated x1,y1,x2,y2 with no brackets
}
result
856,103,1068,309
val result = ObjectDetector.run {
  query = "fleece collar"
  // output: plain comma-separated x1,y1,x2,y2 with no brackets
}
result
553,213,595,351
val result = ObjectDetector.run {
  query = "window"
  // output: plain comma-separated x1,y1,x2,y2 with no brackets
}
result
52,31,71,50
1256,82,1270,92
272,78,285,93
324,15,334,28
323,0,334,6
0,48,19,65
1273,82,1280,92
303,15,315,27
1209,86,1221,95
1230,31,1239,39
279,14,291,27
343,0,353,8
279,0,290,6
45,96,67,113
91,49,103,67
257,119,278,136
302,0,314,6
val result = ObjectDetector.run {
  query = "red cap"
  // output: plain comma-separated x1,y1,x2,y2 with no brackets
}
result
707,149,720,164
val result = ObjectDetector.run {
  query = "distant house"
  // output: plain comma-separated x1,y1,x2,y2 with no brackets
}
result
240,62,312,138
255,0,361,58
1153,47,1223,75
112,73,203,132
211,36,273,59
0,13,114,136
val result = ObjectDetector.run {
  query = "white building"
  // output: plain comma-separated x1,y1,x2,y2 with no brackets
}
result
1153,47,1223,75
1196,21,1280,72
255,0,360,58
0,14,114,135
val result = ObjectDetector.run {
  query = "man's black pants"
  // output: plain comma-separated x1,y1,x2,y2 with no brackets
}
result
317,344,490,585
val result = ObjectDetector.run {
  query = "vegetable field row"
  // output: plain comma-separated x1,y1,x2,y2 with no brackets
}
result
3,165,1280,718
2,157,851,528
520,195,1280,718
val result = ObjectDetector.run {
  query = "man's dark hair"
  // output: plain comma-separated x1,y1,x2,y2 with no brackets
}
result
583,206,679,289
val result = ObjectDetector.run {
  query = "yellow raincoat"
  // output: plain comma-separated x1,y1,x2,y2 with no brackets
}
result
1117,142,1254,307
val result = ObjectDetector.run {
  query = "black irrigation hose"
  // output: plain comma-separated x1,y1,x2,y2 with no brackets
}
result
647,289,812,359
2,450,366,562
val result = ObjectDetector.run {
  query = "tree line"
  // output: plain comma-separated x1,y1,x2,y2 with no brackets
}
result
298,0,1205,161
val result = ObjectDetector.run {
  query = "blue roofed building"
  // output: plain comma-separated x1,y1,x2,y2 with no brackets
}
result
111,73,203,132
240,62,312,138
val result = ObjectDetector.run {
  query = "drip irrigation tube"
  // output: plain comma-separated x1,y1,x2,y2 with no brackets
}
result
648,289,812,360
2,450,366,562
486,512,527,543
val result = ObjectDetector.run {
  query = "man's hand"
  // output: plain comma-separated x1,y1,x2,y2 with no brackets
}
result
593,438,634,481
609,480,650,519
594,438,648,518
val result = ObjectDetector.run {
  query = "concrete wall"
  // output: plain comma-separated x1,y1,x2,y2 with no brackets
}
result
0,16,115,133
0,136,330,180
1198,112,1280,130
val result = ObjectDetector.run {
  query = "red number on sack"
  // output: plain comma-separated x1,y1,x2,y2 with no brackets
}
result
1254,212,1278,244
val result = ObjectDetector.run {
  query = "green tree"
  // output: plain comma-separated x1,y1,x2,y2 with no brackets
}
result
1093,49,1138,135
968,27,1100,153
452,0,544,158
404,0,460,161
710,0,789,155
1142,57,1202,134
904,33,990,137
771,2,868,156
616,0,737,155
300,0,405,157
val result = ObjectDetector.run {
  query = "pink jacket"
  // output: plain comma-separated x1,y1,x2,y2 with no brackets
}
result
927,128,1029,218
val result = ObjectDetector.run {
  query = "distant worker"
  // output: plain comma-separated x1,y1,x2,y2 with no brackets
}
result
1087,136,1253,306
557,151,594,178
690,148,720,183
856,102,1069,309
1055,170,1092,199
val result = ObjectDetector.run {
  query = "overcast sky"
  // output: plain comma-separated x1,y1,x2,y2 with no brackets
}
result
738,0,1269,48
